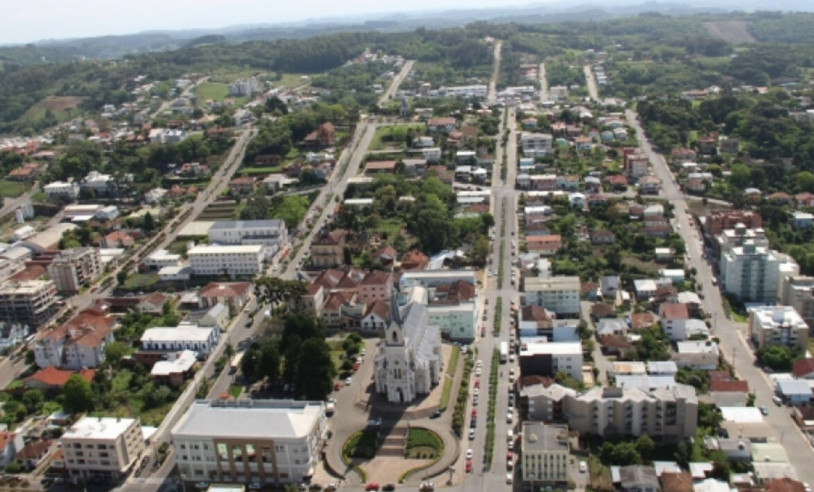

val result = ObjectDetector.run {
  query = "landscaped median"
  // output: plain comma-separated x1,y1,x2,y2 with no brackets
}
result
341,430,375,482
493,297,503,335
399,427,445,482
438,345,461,412
451,353,474,437
483,348,500,470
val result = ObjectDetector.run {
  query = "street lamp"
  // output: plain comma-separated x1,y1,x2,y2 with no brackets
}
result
529,473,536,492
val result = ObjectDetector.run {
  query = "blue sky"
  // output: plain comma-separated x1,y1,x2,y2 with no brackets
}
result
0,0,539,44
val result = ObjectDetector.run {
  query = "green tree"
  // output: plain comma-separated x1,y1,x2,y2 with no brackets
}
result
142,211,156,233
104,341,131,366
295,338,336,400
63,374,95,413
757,345,795,371
258,343,281,383
635,434,655,457
730,164,751,190
22,390,44,414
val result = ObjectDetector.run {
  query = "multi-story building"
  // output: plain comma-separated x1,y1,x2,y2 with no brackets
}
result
357,271,393,305
34,308,116,370
80,171,114,195
43,181,80,201
713,225,770,267
208,220,288,255
143,249,183,270
228,77,259,96
522,276,581,316
624,151,649,180
563,385,698,441
519,342,583,382
47,248,103,294
520,133,553,157
171,399,327,485
521,423,570,485
199,282,253,316
61,416,145,482
720,242,798,303
702,210,762,236
139,324,220,356
0,279,58,328
520,382,576,422
188,245,264,277
749,306,809,350
778,275,814,330
310,230,345,268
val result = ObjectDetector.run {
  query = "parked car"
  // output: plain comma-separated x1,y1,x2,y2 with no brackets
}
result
365,484,380,491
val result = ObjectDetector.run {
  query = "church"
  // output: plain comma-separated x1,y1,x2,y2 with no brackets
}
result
374,289,443,403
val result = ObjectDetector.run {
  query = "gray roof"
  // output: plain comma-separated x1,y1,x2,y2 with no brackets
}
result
647,361,678,374
619,465,659,489
521,422,569,453
172,399,323,440
399,302,441,367
597,319,628,336
209,219,284,230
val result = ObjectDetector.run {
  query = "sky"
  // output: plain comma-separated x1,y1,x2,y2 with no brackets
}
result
0,0,541,45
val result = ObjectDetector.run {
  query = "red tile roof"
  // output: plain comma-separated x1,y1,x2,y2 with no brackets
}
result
661,472,694,492
710,379,749,393
10,264,46,282
360,270,392,286
42,309,116,348
25,366,95,388
765,478,806,492
630,312,656,330
366,300,390,321
659,303,689,320
199,282,252,299
793,358,814,379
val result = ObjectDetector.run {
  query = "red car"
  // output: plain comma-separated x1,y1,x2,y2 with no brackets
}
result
474,379,480,388
365,484,380,491
465,460,473,473
334,382,341,391
471,409,477,418
507,451,513,460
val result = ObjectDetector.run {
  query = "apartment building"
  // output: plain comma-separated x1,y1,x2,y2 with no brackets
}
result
520,382,576,422
778,275,814,330
702,210,762,236
172,399,327,485
0,279,58,328
43,181,80,200
713,225,769,267
521,423,570,485
208,220,288,255
188,245,264,277
563,385,698,441
61,416,145,482
749,306,809,350
47,248,103,294
720,242,798,303
520,132,554,157
522,276,581,316
310,229,345,268
34,308,116,370
519,342,583,382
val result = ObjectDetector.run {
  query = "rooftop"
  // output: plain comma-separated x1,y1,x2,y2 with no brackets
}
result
63,416,138,440
521,422,569,452
172,399,323,439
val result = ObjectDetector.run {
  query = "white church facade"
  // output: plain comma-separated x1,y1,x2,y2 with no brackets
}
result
374,291,443,403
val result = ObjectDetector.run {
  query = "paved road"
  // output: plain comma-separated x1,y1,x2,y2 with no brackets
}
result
537,63,548,103
379,60,414,105
487,41,503,105
583,65,598,101
626,109,814,486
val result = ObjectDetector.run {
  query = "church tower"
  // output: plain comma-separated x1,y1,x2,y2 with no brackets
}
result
387,288,404,346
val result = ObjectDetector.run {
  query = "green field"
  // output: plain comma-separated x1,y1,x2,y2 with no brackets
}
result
195,82,230,102
0,179,29,198
238,165,283,176
374,218,404,241
17,96,83,126
369,124,425,151
278,73,310,89
123,273,161,290
405,428,442,459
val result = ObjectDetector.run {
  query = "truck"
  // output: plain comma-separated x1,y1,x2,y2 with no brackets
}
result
500,342,509,364
229,352,245,375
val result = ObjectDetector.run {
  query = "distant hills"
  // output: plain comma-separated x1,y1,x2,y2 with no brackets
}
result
3,0,814,62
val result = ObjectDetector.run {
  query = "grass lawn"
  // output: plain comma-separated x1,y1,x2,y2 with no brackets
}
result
439,378,453,412
278,73,310,89
167,239,190,256
589,455,613,492
446,346,460,376
369,124,425,151
405,428,442,459
238,165,283,176
374,218,404,242
343,430,379,459
0,179,29,198
123,273,160,291
17,96,83,126
195,82,230,102
229,385,243,399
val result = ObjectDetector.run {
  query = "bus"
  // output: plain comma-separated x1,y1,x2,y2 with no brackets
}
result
499,342,509,364
229,352,245,375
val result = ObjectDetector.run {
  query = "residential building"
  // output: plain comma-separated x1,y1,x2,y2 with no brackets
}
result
172,399,327,485
563,385,698,441
520,133,553,157
188,244,264,276
0,279,58,328
720,242,798,303
47,248,103,294
81,171,114,195
521,423,570,484
139,324,220,357
150,350,198,386
61,416,145,481
519,342,583,382
520,380,576,421
526,235,562,256
34,308,116,369
374,297,442,403
522,276,581,316
358,271,394,305
43,181,80,201
229,177,256,197
748,306,809,350
659,303,691,341
144,249,183,270
208,220,288,255
673,341,719,370
310,229,345,268
702,210,762,236
199,282,253,316
24,366,95,390
778,275,814,329
228,77,259,96
619,465,660,492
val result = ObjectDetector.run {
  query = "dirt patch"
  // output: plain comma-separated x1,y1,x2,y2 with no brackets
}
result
39,96,84,112
703,21,756,44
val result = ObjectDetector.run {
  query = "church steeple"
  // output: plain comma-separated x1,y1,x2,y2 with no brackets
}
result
387,287,404,345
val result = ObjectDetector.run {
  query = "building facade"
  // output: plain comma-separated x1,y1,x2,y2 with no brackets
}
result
61,417,145,482
0,279,58,328
720,242,798,303
47,248,103,294
208,220,288,255
521,423,570,485
778,275,814,331
188,245,264,277
519,342,583,382
522,276,581,316
748,306,809,350
310,230,345,268
172,400,326,485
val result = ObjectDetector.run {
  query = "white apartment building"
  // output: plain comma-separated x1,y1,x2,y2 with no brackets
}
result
228,77,259,96
563,385,698,441
437,85,488,98
47,248,103,294
427,303,477,341
520,132,553,157
208,220,288,256
140,324,220,354
172,399,327,485
188,244,264,276
720,241,799,303
522,276,581,316
748,305,809,350
43,181,80,200
81,171,114,194
519,342,583,381
673,341,719,370
521,423,570,485
61,416,145,481
144,249,183,270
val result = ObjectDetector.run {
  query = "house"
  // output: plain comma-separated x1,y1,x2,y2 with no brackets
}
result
661,472,694,492
793,359,814,380
639,175,661,195
634,279,658,300
596,318,628,337
631,312,657,330
199,282,252,316
619,465,660,492
102,230,134,249
361,300,389,331
34,308,116,370
150,350,198,386
24,366,95,390
600,334,634,357
427,117,457,133
641,226,671,238
229,177,256,196
795,192,814,209
591,303,615,322
137,293,170,315
365,160,398,174
673,341,719,370
655,248,673,262
591,229,616,245
526,235,562,255
401,249,429,271
776,379,812,405
14,440,51,471
793,212,814,230
199,303,230,329
311,229,346,268
604,174,628,191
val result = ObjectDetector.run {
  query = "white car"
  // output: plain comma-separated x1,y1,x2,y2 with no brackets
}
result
476,359,483,368
469,428,476,440
345,377,352,385
506,473,513,484
579,461,588,473
466,448,473,460
475,368,482,376
506,412,513,424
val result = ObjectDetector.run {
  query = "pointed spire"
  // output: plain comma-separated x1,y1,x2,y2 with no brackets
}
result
390,286,402,328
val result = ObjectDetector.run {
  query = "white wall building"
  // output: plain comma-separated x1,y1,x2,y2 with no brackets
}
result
720,241,799,303
172,399,327,485
519,341,583,381
188,244,265,276
522,276,581,316
520,133,553,157
140,324,220,354
521,422,570,485
43,181,80,200
208,220,288,256
61,416,145,481
748,305,809,350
